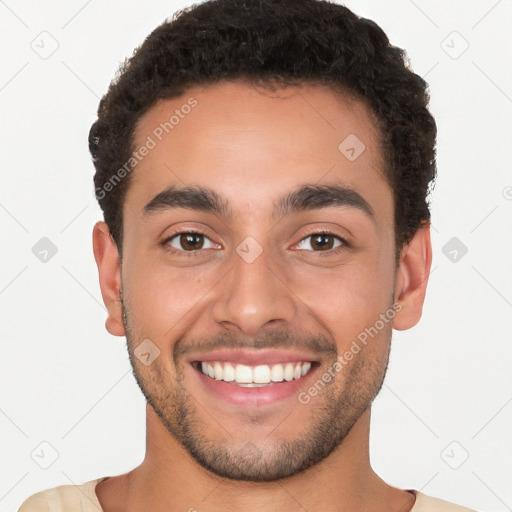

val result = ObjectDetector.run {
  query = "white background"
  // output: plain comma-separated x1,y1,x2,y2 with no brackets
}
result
1,1,511,511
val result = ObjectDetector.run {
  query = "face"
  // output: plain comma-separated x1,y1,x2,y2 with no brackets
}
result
104,81,411,481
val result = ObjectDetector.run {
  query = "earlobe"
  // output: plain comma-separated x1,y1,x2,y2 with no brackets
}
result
92,221,125,337
392,223,432,331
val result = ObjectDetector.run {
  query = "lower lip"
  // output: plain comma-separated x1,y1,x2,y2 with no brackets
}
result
191,364,319,407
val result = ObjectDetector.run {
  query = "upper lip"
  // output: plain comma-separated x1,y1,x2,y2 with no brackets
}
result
188,349,319,366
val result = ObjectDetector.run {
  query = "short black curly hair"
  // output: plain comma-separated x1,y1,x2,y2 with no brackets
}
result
89,0,436,257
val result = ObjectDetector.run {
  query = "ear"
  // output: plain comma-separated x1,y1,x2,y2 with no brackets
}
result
392,222,432,331
92,221,125,337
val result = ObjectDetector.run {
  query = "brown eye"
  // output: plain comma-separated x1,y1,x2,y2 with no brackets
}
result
310,234,335,251
179,233,204,251
165,231,218,253
295,232,346,252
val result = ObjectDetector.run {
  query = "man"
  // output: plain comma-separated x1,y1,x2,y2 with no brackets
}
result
18,0,478,510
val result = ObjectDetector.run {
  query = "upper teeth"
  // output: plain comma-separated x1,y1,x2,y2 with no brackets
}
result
200,361,312,384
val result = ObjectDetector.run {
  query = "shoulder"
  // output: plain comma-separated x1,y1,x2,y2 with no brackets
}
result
412,491,478,512
17,478,106,512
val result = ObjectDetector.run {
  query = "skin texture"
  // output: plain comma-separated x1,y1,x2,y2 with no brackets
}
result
92,81,432,512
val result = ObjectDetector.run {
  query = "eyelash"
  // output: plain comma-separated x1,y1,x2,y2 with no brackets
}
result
161,229,349,258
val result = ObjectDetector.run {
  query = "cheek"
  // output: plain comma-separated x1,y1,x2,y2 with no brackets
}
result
124,262,217,336
286,258,395,346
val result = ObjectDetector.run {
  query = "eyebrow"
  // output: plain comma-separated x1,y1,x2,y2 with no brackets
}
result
142,183,374,222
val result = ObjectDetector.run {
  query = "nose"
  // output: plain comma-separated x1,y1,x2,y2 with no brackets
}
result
212,241,297,336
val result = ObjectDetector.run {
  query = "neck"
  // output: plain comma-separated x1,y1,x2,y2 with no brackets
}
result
108,405,414,512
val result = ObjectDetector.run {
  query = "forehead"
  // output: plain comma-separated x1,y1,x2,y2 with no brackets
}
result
126,80,391,223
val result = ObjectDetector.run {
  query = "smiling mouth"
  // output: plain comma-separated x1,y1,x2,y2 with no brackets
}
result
192,360,317,387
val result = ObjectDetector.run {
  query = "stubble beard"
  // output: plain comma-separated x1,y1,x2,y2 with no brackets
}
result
121,299,391,482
